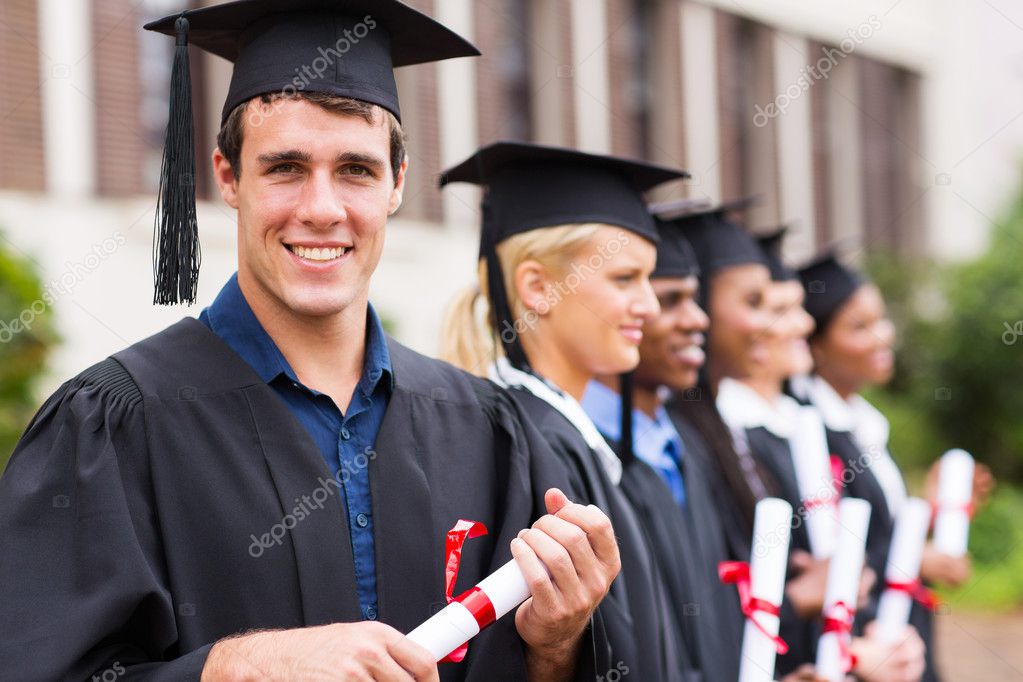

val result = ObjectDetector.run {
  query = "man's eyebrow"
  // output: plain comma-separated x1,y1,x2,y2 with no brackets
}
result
257,150,312,166
336,151,386,169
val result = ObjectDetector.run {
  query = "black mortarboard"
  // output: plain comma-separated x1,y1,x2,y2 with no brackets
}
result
756,226,797,282
651,215,700,279
797,253,864,334
653,200,766,280
144,0,479,305
440,141,689,370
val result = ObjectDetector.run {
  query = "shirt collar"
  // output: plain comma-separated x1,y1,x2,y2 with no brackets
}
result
202,273,393,395
581,379,684,472
715,377,800,439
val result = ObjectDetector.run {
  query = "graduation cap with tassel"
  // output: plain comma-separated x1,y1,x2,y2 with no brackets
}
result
144,0,480,304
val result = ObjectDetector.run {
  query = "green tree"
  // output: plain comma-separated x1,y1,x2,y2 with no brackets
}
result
0,235,57,471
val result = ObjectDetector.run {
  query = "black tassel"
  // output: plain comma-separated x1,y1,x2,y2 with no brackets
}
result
480,195,530,371
153,15,200,305
619,372,636,465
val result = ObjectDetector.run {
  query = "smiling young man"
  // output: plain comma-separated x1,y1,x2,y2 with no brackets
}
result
0,2,619,681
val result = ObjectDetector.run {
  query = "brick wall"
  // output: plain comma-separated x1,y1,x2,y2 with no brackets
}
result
92,0,146,196
0,0,46,192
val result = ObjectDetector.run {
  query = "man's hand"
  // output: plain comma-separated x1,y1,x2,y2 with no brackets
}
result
920,543,972,587
851,623,926,682
511,488,621,680
924,460,996,512
200,622,438,682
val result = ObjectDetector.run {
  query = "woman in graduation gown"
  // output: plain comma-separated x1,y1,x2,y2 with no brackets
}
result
663,205,925,681
440,141,701,682
793,255,994,682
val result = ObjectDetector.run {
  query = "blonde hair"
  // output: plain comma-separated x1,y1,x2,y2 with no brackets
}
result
440,224,602,376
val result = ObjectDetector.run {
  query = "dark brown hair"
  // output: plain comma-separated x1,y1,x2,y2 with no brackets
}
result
216,91,406,184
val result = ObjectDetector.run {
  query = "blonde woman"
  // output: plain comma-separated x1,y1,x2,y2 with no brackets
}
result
440,142,701,682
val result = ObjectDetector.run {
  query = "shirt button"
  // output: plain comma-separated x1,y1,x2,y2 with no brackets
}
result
365,605,378,620
340,427,351,440
356,512,369,528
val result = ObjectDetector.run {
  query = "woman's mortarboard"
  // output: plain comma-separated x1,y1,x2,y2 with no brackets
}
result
144,0,480,304
439,141,689,371
797,253,865,335
756,226,798,282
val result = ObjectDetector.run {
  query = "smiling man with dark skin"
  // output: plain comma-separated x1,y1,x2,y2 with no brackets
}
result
0,3,618,681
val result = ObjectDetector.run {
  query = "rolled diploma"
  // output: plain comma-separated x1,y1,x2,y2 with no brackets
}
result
790,407,839,559
932,449,974,557
739,497,793,682
816,497,872,682
875,497,931,642
406,559,530,662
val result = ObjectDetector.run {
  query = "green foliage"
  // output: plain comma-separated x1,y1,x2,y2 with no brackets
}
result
0,235,57,471
868,192,1023,484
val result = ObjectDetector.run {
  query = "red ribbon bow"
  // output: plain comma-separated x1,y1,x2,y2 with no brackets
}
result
821,600,858,672
440,519,497,663
885,579,940,610
931,500,975,521
718,561,789,655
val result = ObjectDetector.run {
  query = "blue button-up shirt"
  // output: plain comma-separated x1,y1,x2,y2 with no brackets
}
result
200,273,392,621
582,380,687,507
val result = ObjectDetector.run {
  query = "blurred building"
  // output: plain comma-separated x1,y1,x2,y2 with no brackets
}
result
2,0,1022,392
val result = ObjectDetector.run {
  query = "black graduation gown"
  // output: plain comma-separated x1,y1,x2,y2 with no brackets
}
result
506,389,695,682
743,427,820,677
0,318,603,681
669,404,820,679
620,414,745,682
827,429,940,682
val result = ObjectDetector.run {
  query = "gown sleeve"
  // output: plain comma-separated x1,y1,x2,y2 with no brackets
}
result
463,378,610,682
0,358,212,681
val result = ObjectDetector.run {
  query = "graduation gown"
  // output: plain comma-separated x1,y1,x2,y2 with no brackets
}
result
506,388,697,682
620,412,744,682
0,318,602,681
669,399,820,678
828,429,940,682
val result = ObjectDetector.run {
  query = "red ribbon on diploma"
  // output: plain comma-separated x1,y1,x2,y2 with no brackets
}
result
822,600,858,672
885,579,940,610
718,561,789,655
440,519,496,663
930,500,975,522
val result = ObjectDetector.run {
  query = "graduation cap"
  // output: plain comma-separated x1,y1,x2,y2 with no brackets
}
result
651,215,700,280
439,141,689,370
756,226,797,282
653,200,767,283
144,0,479,305
797,252,865,334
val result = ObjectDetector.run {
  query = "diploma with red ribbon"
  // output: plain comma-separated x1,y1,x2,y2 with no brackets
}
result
816,497,871,682
932,449,975,557
406,519,535,663
876,497,939,642
789,407,840,559
721,497,792,682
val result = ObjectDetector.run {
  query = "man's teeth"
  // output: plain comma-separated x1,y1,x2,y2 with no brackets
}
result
290,245,349,261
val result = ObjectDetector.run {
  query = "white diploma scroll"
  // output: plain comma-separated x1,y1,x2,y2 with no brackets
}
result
816,497,872,682
875,497,932,642
932,448,975,557
406,559,530,662
738,498,794,682
790,407,840,559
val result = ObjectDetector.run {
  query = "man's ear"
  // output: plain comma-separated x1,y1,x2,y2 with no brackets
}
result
514,259,552,315
212,147,239,209
388,155,409,215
